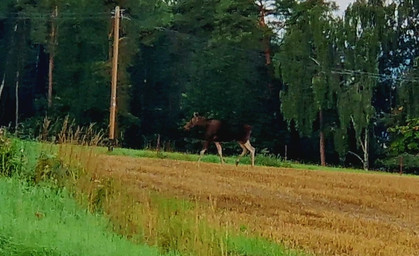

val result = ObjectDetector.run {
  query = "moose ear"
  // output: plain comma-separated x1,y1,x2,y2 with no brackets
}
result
193,112,198,117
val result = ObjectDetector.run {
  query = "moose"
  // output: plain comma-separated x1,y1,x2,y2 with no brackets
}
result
184,113,255,166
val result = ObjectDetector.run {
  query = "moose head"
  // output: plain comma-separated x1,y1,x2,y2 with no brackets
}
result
184,112,207,131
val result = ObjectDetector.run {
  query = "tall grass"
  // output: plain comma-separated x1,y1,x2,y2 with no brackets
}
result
0,177,168,256
21,115,105,146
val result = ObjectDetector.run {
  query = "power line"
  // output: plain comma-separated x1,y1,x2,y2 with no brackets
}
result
330,69,419,83
0,11,111,21
3,11,110,15
1,16,110,21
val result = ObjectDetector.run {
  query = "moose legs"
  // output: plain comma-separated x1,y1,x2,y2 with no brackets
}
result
214,142,225,164
198,141,209,162
236,140,255,167
246,140,255,167
198,141,224,164
199,140,255,167
235,143,248,166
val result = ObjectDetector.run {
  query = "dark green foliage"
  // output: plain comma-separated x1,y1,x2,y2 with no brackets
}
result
52,2,110,125
179,0,267,121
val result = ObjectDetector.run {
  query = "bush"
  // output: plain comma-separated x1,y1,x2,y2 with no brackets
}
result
0,129,23,177
378,118,419,174
387,118,419,155
34,152,74,188
376,153,419,175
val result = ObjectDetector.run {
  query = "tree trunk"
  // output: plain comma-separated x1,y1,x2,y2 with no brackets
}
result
48,52,54,108
0,74,5,102
363,129,369,170
319,110,326,166
15,71,19,133
0,22,17,105
351,128,369,171
257,1,271,66
48,6,58,108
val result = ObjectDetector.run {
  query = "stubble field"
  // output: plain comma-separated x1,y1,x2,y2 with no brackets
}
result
92,154,418,256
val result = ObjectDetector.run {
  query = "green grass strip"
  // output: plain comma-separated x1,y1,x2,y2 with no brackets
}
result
0,177,168,256
105,146,378,174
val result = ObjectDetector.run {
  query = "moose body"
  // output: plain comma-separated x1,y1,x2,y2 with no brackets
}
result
184,113,255,166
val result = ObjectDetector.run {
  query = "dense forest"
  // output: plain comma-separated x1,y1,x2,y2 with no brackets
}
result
0,0,418,172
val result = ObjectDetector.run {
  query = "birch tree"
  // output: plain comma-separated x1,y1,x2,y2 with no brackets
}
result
279,0,339,166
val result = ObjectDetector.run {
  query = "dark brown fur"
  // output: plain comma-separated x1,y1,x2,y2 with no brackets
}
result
184,113,255,166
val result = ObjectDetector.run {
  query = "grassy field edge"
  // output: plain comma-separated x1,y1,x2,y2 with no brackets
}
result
0,177,167,256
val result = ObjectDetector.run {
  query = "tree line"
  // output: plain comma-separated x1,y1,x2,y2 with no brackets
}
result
0,0,418,173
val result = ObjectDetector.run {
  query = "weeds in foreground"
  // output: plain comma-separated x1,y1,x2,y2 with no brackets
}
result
0,129,24,177
21,115,105,146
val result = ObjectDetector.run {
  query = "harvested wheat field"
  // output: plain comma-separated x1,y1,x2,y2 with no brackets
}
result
95,155,419,256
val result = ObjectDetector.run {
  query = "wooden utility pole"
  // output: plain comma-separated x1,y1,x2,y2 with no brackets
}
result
108,6,120,151
48,6,58,108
